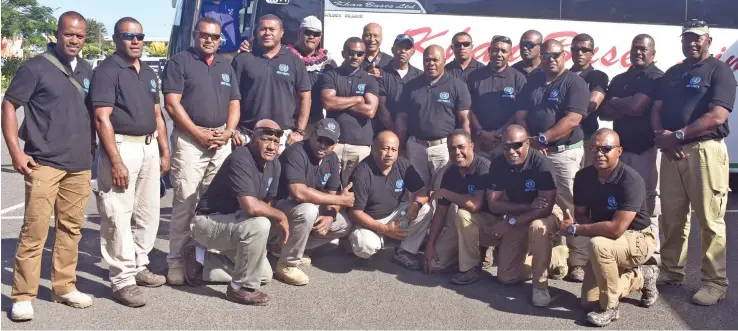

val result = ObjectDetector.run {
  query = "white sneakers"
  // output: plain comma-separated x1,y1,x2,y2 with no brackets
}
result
51,290,93,308
11,301,34,321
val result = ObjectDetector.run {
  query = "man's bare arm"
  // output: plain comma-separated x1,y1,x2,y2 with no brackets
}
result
296,90,311,130
321,89,363,111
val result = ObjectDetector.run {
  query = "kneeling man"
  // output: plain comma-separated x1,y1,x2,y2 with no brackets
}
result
558,129,658,327
348,131,433,270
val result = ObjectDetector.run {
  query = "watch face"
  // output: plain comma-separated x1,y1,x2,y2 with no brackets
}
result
538,135,546,143
676,131,684,139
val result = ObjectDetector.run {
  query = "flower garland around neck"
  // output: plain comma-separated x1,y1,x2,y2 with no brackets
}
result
286,44,331,72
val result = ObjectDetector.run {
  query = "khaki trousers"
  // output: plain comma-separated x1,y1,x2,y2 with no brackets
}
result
581,228,657,309
659,139,729,291
11,165,91,302
96,135,161,291
547,146,588,267
621,148,661,263
167,127,231,269
406,137,450,193
333,143,371,186
349,201,433,258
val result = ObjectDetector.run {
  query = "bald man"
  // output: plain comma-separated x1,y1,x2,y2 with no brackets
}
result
512,30,544,78
558,129,658,327
361,23,392,76
348,131,435,270
182,120,289,305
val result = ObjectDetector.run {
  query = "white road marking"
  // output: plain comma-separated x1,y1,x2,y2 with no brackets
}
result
0,203,25,215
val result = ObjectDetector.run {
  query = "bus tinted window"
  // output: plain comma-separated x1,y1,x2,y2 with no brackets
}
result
688,0,738,29
425,0,560,19
561,0,686,25
253,0,322,46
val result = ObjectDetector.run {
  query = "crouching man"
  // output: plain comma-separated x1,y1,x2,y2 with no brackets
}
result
558,129,658,327
274,119,355,286
183,120,289,305
348,131,433,270
483,125,563,307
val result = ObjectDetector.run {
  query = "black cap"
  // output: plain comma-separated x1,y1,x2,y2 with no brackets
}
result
315,118,340,143
394,34,415,47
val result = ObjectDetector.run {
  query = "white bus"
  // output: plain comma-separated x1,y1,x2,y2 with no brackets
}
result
169,0,738,172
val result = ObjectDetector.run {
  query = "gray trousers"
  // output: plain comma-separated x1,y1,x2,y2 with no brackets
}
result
547,146,588,267
190,212,272,289
275,200,352,267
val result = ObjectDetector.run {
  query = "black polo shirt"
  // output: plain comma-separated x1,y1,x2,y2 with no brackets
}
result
467,65,527,131
486,149,556,205
445,58,484,82
512,61,543,79
573,66,609,137
307,59,338,124
379,62,423,118
574,162,650,230
350,156,425,220
439,155,490,206
399,73,472,140
231,45,311,130
161,48,240,128
3,47,94,172
361,51,392,73
656,56,736,144
197,145,281,215
277,141,341,200
518,70,590,146
321,66,379,146
610,63,664,154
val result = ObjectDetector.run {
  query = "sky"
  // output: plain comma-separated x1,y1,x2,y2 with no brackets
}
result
38,0,177,40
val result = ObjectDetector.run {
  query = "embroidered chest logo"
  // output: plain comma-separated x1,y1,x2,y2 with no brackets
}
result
438,91,451,104
686,76,701,89
267,177,273,190
322,173,331,185
395,179,404,192
607,196,618,210
221,73,231,87
356,83,366,95
277,63,290,76
502,86,515,99
83,78,90,93
467,184,476,195
524,179,536,192
548,89,560,101
150,79,157,92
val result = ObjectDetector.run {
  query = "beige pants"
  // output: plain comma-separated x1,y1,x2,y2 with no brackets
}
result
349,201,433,258
11,166,91,302
333,143,371,186
547,146,587,267
97,135,161,291
167,127,231,269
621,148,661,262
582,228,657,309
406,137,450,192
659,139,729,291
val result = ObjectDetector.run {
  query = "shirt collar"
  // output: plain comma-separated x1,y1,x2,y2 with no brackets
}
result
247,144,267,173
253,44,288,59
46,42,80,71
338,65,364,77
603,161,624,183
111,52,152,73
426,71,449,87
488,64,512,77
187,47,223,65
571,65,594,76
368,157,395,176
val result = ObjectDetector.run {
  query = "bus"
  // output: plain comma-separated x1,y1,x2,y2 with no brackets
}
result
168,0,738,172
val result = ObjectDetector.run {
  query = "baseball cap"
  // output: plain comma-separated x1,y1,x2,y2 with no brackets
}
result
394,34,415,47
315,118,340,143
300,15,322,32
681,19,709,36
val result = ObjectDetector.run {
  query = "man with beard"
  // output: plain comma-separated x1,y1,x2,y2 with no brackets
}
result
361,23,392,77
3,11,95,321
376,34,423,133
512,30,544,79
445,32,484,83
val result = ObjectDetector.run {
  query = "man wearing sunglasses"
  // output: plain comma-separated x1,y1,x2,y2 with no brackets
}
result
90,17,171,307
559,129,658,327
511,30,544,79
232,14,312,153
516,39,590,283
274,119,355,286
183,119,288,305
376,34,422,133
445,32,484,83
482,125,562,307
361,23,392,77
321,37,379,186
161,17,243,286
652,19,736,306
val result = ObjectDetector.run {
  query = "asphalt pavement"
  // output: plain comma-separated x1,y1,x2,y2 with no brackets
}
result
1,108,738,329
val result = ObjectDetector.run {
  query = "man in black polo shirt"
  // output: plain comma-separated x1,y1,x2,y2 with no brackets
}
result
483,125,562,307
361,23,392,77
651,20,736,306
183,120,289,306
445,32,484,83
516,39,590,283
599,34,664,267
348,131,432,270
161,17,243,286
424,130,490,281
231,14,312,153
90,17,171,307
512,30,543,79
396,45,472,194
559,129,658,327
376,34,422,133
321,37,379,186
274,119,355,286
3,11,95,321
570,33,609,167
468,35,527,159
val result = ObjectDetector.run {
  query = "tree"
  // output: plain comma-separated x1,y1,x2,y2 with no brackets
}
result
85,18,107,46
1,0,56,52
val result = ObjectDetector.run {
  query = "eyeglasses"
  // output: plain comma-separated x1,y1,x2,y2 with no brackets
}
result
542,52,564,60
254,127,284,138
491,35,512,44
684,19,708,27
194,31,221,41
519,41,540,49
453,41,472,48
346,49,366,57
501,141,527,151
589,145,620,154
119,33,145,41
571,46,593,54
303,29,322,38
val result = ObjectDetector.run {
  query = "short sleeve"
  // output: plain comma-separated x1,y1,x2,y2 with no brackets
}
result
536,158,557,191
405,164,425,193
588,70,609,94
350,167,370,211
161,57,185,94
619,175,646,212
89,69,118,107
455,80,472,111
229,65,242,101
365,75,380,96
229,156,258,198
294,59,312,92
563,76,590,116
320,70,338,91
281,149,309,185
267,161,281,198
231,54,246,83
710,63,737,111
438,171,454,206
325,157,342,191
3,65,39,107
573,170,587,207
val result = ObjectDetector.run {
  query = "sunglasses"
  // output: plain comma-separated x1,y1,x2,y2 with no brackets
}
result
571,46,593,53
119,33,145,41
303,29,322,38
195,31,221,41
684,19,708,27
502,141,527,151
255,127,284,138
519,41,540,49
589,145,620,154
542,52,564,60
491,35,512,44
346,49,366,57
453,41,472,48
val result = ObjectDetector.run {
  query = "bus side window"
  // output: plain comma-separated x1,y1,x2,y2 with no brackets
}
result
561,0,685,25
688,0,738,29
425,0,560,19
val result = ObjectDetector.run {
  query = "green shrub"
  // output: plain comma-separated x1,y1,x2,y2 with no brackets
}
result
2,56,25,81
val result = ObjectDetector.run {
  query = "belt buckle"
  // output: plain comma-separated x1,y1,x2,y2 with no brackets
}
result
145,134,153,145
556,145,566,153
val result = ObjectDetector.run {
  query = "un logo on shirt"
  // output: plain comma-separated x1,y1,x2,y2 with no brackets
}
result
356,83,366,95
437,92,451,104
221,73,231,87
502,86,515,99
607,196,618,210
525,179,536,192
83,78,90,93
150,79,157,92
687,76,701,88
322,173,331,185
548,89,560,101
467,184,475,195
277,64,290,76
395,179,404,192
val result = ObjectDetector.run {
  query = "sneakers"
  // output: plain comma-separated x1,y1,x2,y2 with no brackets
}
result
135,268,166,287
566,266,585,283
586,306,620,327
639,265,659,308
269,251,312,266
113,284,146,307
10,301,34,322
450,267,481,285
393,248,421,270
167,267,185,286
532,287,551,307
225,284,270,306
275,261,310,286
692,286,726,306
51,290,93,309
183,245,204,286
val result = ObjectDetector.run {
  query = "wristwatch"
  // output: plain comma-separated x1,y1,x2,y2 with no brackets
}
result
226,128,235,138
567,223,578,236
537,133,548,146
293,128,306,136
675,130,685,141
508,217,517,227
412,200,423,209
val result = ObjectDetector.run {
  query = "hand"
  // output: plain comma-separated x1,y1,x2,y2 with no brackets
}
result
368,63,381,77
210,129,229,148
196,129,220,150
654,130,679,149
530,196,549,209
430,189,446,202
405,202,420,222
11,151,37,175
287,131,304,145
312,215,334,236
529,137,548,156
159,154,170,176
383,219,409,240
557,208,574,232
479,130,500,149
662,147,686,162
491,220,510,239
277,216,290,244
423,244,439,274
238,39,251,53
111,161,130,189
339,182,355,207
231,129,245,146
